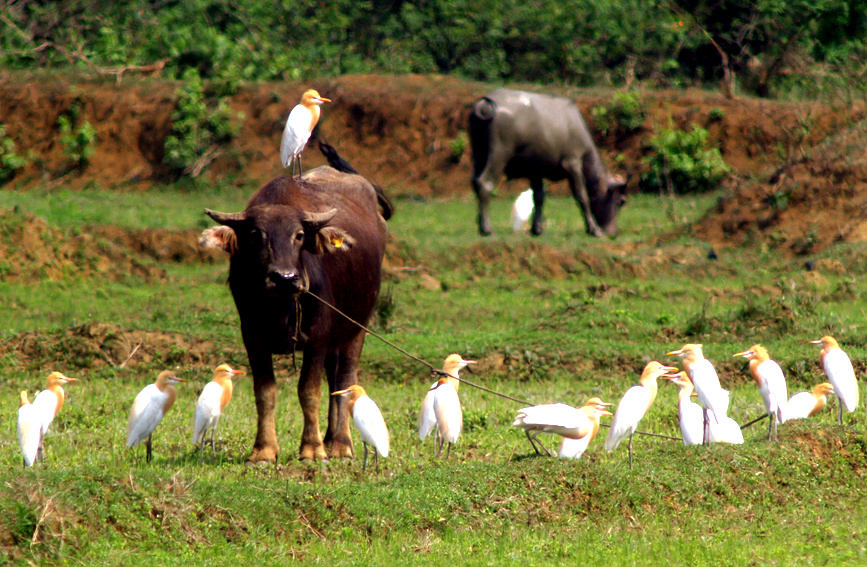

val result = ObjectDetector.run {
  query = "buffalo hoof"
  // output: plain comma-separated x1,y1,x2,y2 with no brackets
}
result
531,224,544,236
246,445,279,464
299,442,328,461
326,440,354,459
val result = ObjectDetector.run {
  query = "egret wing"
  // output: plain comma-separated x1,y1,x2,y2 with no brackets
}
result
433,383,462,444
677,398,704,446
823,349,858,412
604,385,651,452
709,417,744,444
193,382,222,444
31,389,60,434
418,386,437,441
127,385,167,447
17,404,41,466
757,359,788,421
784,391,818,421
280,105,313,167
353,396,390,457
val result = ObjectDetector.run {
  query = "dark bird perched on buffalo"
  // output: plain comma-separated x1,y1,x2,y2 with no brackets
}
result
200,149,388,463
318,140,394,220
469,89,626,237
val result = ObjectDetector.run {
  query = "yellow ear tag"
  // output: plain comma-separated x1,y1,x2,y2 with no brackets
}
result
331,235,344,248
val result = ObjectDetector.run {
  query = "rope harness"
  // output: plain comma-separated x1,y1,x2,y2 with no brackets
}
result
303,289,684,442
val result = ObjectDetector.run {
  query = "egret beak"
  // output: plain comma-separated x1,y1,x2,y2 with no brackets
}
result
232,368,247,377
316,96,332,104
169,376,186,384
600,410,613,417
808,339,823,345
332,389,350,397
665,349,684,356
732,350,754,358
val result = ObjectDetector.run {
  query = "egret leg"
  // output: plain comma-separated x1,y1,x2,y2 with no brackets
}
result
446,442,452,459
627,433,634,470
146,434,153,463
37,433,45,462
531,432,552,457
211,422,218,456
362,442,369,471
702,408,710,445
838,397,843,425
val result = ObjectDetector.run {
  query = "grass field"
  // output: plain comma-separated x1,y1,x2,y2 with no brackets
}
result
1,183,866,565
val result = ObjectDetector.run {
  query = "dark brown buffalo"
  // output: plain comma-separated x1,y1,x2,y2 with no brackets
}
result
201,166,387,463
469,88,626,237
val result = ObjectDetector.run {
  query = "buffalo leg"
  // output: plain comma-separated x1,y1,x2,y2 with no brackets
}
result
564,158,605,237
298,347,328,460
530,177,546,236
246,347,281,463
323,334,364,458
472,153,507,236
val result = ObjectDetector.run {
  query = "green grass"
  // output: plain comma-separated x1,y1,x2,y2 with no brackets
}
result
1,184,867,565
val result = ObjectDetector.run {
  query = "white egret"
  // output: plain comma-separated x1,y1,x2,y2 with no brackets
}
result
666,343,729,443
332,384,390,470
418,354,475,443
193,363,245,454
513,397,612,458
604,361,679,468
809,336,858,424
784,382,835,421
17,391,41,467
733,344,788,441
127,370,184,462
510,188,534,232
31,371,77,461
280,88,331,176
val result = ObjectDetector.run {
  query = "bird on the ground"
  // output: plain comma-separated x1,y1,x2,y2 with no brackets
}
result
666,343,729,443
733,344,788,441
280,88,331,176
418,354,475,443
193,363,245,454
429,376,463,458
510,188,535,232
31,371,77,461
128,370,184,462
809,336,858,424
17,391,41,467
332,384,390,470
513,397,612,458
605,361,679,469
784,382,835,421
665,372,743,445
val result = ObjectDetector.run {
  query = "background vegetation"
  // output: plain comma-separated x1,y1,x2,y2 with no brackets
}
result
2,0,866,99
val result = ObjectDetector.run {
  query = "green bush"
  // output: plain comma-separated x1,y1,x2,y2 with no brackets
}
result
162,69,240,178
590,91,647,137
0,125,26,184
58,115,96,170
640,125,730,193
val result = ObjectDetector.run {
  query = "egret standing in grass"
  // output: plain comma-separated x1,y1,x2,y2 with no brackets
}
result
128,370,184,463
784,382,835,421
280,88,331,176
332,384,390,470
510,188,535,232
558,399,614,460
193,363,245,455
666,343,729,444
665,371,743,445
17,391,41,467
418,354,475,444
31,371,77,461
605,361,678,469
512,397,612,457
733,344,788,441
809,336,858,424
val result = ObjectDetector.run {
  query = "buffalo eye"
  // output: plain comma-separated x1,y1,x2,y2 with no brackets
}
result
295,231,304,242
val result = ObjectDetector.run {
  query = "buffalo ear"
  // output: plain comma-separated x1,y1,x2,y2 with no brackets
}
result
312,226,355,254
198,226,238,254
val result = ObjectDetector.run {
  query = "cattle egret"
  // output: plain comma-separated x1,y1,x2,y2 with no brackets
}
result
280,89,331,176
127,370,185,462
733,344,788,441
332,384,390,470
193,363,245,454
605,361,679,468
809,336,859,424
430,376,463,458
666,344,729,443
17,391,41,467
784,382,835,421
31,371,77,460
665,372,743,445
510,189,535,232
418,354,475,443
512,397,612,459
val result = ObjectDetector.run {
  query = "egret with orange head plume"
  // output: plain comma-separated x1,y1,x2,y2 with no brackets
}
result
733,344,788,441
784,382,835,421
280,89,331,176
809,336,858,424
418,354,475,444
604,361,679,469
193,364,245,454
128,370,185,462
333,384,390,470
31,371,77,461
666,343,729,443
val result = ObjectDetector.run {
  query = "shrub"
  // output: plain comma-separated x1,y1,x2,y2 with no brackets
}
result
640,125,730,193
591,91,647,138
58,115,96,170
0,124,26,184
162,69,240,177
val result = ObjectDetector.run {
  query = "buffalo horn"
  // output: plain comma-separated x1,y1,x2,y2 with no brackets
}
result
301,208,338,230
205,209,246,225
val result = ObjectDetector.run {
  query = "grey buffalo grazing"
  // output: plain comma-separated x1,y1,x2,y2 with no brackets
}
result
469,88,626,236
201,164,387,463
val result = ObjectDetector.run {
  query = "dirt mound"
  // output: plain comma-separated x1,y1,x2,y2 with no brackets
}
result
696,120,867,254
0,208,217,283
5,322,230,371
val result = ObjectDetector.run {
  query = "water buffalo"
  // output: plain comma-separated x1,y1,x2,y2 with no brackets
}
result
200,164,387,463
469,88,626,236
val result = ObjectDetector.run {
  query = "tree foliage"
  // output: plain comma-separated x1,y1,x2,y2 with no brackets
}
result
1,0,864,97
